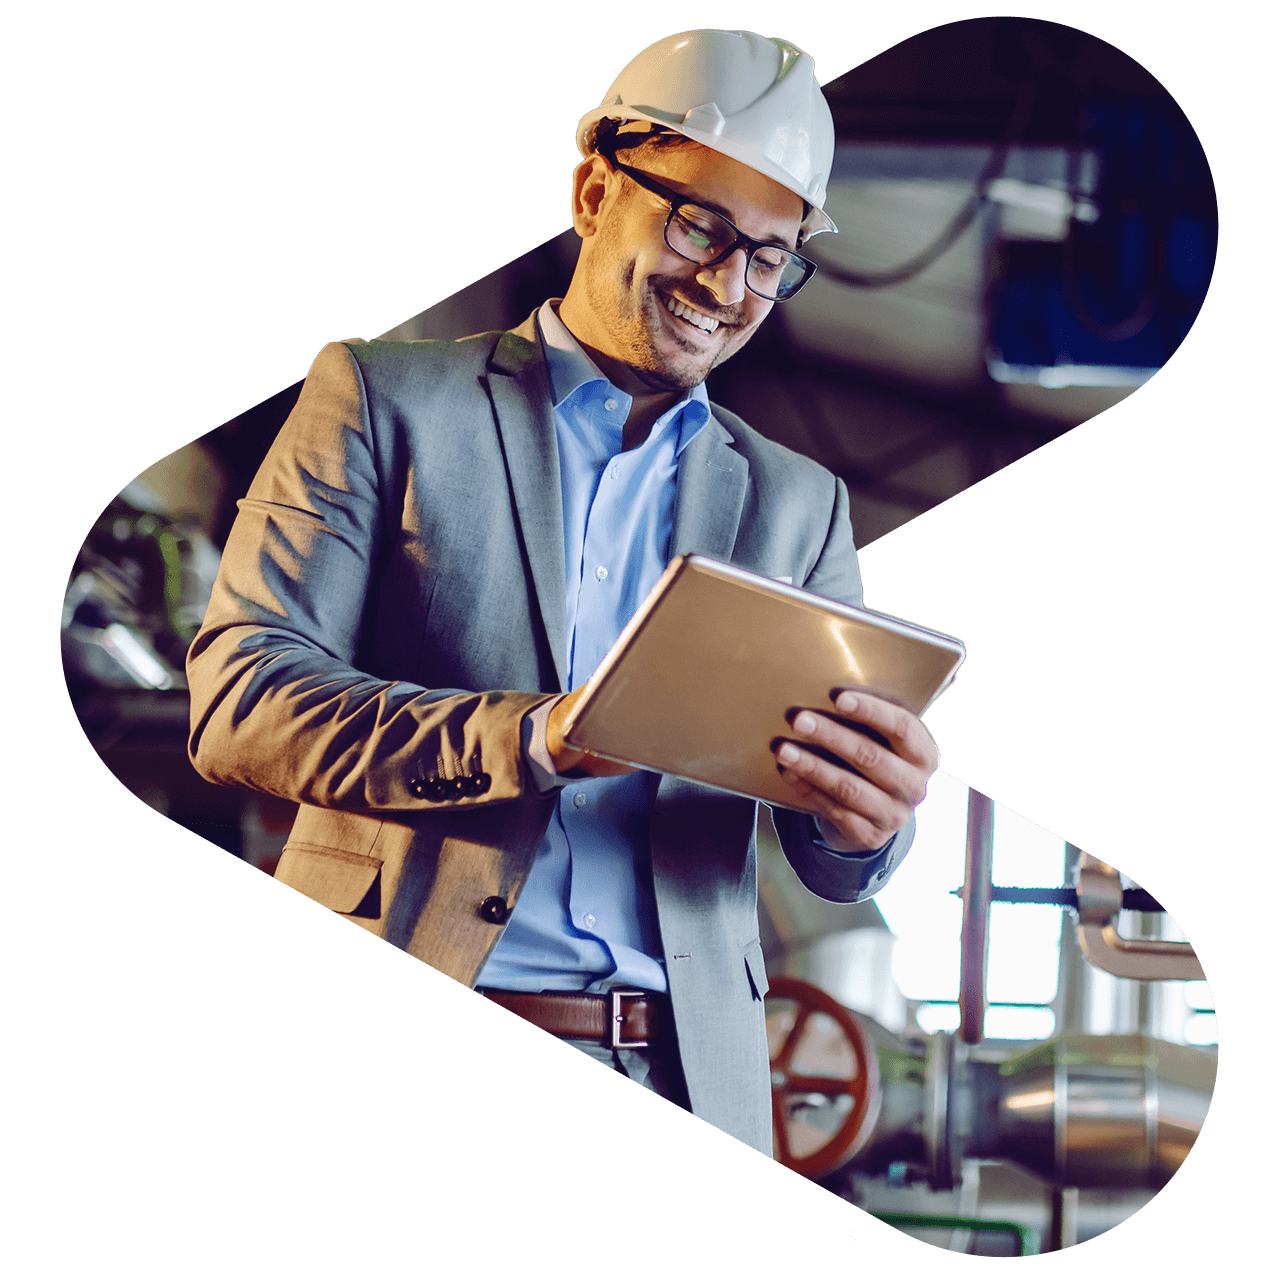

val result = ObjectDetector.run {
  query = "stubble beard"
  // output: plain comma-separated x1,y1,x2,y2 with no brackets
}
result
598,255,749,393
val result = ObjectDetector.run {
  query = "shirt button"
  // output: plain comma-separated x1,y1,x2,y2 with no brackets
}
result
583,913,597,928
573,792,587,809
610,464,620,480
604,398,618,412
595,565,608,581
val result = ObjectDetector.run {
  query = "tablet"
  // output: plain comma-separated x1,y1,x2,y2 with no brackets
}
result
561,554,965,813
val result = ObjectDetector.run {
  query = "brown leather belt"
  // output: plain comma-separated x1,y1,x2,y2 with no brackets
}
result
480,988,670,1050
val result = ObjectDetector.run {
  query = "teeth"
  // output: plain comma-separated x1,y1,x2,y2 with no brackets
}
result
665,295,719,333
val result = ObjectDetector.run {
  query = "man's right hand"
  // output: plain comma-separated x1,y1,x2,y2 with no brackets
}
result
544,685,637,777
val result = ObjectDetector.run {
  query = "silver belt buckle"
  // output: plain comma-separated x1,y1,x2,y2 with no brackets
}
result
609,990,648,1049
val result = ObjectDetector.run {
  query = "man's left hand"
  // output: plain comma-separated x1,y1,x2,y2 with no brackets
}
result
775,690,940,854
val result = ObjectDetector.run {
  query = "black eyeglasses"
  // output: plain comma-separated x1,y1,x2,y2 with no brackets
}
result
613,162,817,302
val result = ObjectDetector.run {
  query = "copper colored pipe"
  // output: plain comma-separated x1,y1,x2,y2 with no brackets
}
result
959,788,995,1044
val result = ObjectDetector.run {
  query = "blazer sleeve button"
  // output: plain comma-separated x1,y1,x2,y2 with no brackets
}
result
476,773,491,794
410,778,428,799
478,896,510,924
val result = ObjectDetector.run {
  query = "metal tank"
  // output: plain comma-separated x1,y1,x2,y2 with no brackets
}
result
966,1033,1213,1188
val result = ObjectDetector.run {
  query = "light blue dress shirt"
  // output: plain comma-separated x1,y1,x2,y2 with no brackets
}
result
475,301,711,994
474,302,884,994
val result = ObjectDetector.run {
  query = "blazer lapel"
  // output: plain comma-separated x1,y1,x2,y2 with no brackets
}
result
671,413,749,562
484,324,750,692
657,412,751,887
487,316,569,692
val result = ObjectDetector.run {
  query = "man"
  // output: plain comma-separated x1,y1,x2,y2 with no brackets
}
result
187,29,940,1157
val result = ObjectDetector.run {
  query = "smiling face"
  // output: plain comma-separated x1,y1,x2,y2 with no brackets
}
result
559,141,806,394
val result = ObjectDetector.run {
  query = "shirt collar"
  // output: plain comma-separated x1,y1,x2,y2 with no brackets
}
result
536,299,710,453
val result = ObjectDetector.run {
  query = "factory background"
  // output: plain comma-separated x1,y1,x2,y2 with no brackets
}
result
59,17,1217,1256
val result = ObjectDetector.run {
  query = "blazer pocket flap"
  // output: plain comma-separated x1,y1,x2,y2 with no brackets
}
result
743,938,770,1001
276,844,382,914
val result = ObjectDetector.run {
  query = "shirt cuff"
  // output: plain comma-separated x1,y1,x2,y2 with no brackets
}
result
521,696,585,794
526,716,896,863
808,814,893,861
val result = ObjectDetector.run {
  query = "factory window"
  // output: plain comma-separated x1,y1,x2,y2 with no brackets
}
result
874,773,1213,1043
875,774,967,1019
875,774,1062,1038
1173,937,1217,1043
984,804,1064,1037
1080,916,1216,1045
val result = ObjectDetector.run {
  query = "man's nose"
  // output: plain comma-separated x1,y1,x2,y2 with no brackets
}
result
695,248,749,307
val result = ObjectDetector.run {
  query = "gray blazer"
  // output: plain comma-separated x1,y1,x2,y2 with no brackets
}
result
187,311,913,1155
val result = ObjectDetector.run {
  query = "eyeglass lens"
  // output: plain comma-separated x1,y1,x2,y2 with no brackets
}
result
667,204,809,300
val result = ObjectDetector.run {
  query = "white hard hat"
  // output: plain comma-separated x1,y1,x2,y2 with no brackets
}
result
578,29,838,239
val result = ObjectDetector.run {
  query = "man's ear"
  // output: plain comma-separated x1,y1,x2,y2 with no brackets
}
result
571,154,614,238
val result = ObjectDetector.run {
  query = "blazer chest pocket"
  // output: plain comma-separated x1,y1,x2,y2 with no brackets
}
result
743,938,770,1001
276,844,383,919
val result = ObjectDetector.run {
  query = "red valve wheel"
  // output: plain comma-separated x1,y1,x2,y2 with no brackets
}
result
765,976,879,1179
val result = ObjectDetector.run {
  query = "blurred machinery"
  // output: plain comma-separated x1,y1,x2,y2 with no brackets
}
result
63,462,298,867
62,483,220,699
761,791,1215,1255
807,19,1215,388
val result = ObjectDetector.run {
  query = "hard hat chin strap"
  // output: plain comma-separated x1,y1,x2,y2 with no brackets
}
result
590,118,686,161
